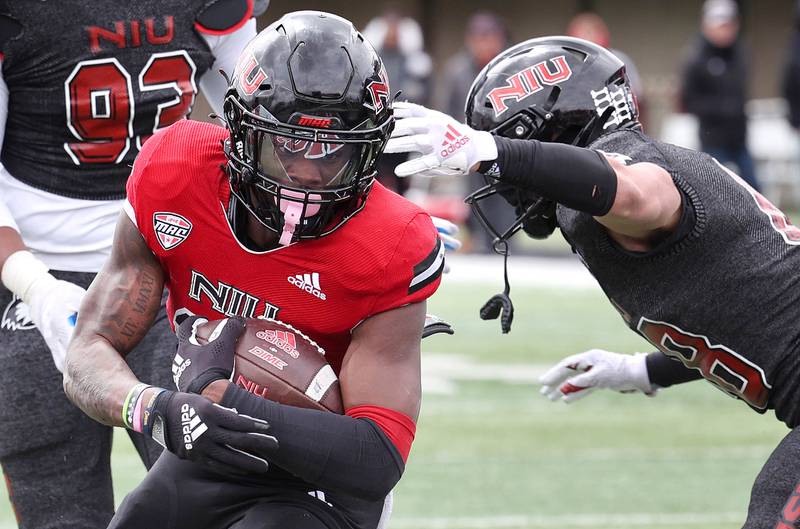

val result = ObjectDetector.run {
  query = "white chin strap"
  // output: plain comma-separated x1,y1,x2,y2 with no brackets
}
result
277,190,322,246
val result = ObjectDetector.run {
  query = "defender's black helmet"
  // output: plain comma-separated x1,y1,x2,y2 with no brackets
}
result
464,36,639,241
223,11,393,245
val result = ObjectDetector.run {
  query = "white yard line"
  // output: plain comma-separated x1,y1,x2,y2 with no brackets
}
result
390,511,743,529
443,255,599,290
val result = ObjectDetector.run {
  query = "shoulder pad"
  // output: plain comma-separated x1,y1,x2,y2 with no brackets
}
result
195,0,253,36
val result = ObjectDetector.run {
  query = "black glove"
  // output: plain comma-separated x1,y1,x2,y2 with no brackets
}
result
145,390,278,474
173,315,245,394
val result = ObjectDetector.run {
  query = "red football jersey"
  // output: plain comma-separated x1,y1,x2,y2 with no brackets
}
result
125,120,443,372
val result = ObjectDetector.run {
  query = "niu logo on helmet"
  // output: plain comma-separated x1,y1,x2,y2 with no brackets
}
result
487,55,572,117
238,53,267,96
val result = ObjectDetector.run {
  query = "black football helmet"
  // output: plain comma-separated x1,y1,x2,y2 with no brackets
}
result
465,36,640,241
223,11,393,246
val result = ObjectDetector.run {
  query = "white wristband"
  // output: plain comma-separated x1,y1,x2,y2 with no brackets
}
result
630,352,654,394
474,130,499,164
1,250,54,304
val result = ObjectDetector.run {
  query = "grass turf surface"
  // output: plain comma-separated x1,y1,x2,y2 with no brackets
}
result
0,277,788,528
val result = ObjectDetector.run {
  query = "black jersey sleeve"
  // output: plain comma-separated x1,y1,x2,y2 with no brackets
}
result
195,0,254,35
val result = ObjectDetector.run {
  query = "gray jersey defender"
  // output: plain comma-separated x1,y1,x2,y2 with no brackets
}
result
557,129,800,528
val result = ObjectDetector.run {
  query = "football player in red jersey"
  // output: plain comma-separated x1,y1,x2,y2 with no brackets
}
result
64,11,444,529
0,1,263,527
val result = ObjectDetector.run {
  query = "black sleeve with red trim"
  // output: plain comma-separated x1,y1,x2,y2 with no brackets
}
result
371,212,444,315
221,384,409,501
195,0,258,36
646,351,703,388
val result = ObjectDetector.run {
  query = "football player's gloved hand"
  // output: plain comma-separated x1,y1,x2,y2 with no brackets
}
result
538,349,655,403
430,216,460,273
385,102,497,178
1,250,85,373
173,315,245,394
431,216,461,252
145,389,277,474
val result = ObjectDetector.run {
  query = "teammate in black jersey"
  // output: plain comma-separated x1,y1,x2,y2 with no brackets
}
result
0,1,262,527
386,35,800,529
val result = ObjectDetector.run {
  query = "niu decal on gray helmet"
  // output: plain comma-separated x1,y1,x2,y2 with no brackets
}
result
464,36,640,242
223,10,394,246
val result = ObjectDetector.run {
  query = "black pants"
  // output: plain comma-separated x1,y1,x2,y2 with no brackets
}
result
109,452,355,529
0,270,176,529
744,426,800,528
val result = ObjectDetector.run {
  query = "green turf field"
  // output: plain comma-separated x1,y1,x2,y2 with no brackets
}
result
0,275,788,528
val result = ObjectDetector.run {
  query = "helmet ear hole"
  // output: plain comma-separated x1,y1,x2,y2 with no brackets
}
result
224,101,241,129
241,167,257,184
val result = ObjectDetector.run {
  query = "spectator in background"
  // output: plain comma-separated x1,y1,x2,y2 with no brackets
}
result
681,0,759,189
438,11,509,121
364,7,433,194
437,12,515,253
783,1,800,131
567,11,647,128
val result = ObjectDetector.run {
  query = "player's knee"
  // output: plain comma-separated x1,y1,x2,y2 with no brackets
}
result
110,474,176,528
233,503,333,529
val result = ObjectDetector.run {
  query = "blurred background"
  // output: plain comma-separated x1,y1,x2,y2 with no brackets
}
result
2,1,795,528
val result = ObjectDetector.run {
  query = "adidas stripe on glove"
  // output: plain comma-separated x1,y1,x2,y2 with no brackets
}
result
142,389,278,475
385,102,498,178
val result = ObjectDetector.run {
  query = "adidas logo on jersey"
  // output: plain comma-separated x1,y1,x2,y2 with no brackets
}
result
287,272,327,301
440,124,469,158
180,403,207,451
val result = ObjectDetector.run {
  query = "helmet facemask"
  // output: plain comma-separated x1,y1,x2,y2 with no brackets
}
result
224,95,391,246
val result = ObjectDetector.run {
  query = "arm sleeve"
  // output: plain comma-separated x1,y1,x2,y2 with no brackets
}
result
198,18,257,115
370,213,444,315
646,351,704,388
481,136,617,217
222,384,404,501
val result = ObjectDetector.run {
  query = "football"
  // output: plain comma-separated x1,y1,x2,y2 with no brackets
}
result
194,318,343,414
